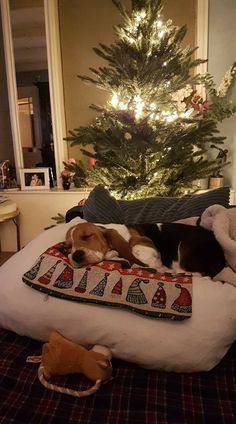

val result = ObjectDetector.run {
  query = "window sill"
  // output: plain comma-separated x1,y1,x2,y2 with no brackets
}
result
4,187,92,195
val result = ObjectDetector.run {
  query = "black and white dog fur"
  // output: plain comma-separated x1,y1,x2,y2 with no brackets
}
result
128,222,225,278
67,220,226,278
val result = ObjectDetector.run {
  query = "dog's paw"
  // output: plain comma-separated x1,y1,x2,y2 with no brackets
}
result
170,260,186,274
132,245,163,269
104,250,119,260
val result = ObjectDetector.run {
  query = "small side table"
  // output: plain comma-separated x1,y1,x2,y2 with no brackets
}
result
0,209,20,251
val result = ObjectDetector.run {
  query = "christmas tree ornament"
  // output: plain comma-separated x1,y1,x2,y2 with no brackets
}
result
65,0,236,198
124,132,132,140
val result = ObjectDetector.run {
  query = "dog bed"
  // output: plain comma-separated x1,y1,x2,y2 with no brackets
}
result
0,217,236,372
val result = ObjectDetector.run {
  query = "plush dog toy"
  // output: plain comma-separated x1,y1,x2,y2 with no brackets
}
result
200,204,236,272
34,331,112,398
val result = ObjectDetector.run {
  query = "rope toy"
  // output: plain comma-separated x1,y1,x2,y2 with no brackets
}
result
27,331,113,398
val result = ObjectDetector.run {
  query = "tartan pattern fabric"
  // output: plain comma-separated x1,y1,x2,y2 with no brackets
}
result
0,329,236,424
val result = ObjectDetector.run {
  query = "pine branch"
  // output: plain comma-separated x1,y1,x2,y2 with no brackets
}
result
65,0,236,198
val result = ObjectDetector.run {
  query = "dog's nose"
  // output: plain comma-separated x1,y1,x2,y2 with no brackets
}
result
72,250,85,263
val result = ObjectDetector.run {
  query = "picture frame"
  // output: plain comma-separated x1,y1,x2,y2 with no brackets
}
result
19,168,50,190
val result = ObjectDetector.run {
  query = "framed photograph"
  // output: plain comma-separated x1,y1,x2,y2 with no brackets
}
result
19,168,50,190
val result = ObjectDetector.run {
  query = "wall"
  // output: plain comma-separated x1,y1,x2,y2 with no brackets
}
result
208,0,236,190
1,189,90,251
59,0,196,160
59,0,130,161
164,0,196,48
0,8,14,165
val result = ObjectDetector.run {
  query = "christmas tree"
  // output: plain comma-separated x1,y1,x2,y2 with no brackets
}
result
66,0,236,198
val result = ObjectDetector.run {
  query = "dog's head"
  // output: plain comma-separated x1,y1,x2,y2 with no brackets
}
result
65,222,146,268
65,223,111,268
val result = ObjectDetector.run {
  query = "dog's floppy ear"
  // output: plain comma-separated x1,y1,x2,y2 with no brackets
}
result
129,235,156,250
103,228,146,266
65,226,75,248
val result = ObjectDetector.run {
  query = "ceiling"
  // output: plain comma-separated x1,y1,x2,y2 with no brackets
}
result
10,0,47,72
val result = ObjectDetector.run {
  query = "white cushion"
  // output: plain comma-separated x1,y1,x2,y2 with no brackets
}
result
0,217,236,372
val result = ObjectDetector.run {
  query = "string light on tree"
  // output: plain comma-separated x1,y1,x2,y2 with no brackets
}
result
67,0,236,199
111,92,119,108
155,19,163,29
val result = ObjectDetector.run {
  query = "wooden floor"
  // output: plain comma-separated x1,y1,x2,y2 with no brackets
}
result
0,252,15,266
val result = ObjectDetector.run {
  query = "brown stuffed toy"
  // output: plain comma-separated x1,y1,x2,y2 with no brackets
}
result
37,331,113,397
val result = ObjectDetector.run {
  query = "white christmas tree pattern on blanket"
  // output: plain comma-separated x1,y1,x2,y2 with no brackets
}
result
23,256,44,280
38,260,61,285
74,268,90,293
111,277,123,295
89,273,110,297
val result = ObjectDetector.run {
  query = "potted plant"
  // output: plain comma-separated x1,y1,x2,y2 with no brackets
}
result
209,145,229,189
60,169,72,190
61,158,88,189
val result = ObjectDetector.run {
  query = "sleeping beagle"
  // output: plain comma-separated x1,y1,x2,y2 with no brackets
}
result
65,221,225,278
65,222,147,269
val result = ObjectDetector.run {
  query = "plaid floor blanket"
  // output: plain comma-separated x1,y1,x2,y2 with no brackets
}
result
1,329,236,424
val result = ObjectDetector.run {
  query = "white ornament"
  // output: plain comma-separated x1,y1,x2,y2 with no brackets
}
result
124,132,132,140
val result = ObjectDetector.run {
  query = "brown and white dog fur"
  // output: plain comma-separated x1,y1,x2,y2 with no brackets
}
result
65,222,147,269
65,221,225,278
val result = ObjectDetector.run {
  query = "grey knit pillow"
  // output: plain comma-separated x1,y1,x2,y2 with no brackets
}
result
83,185,230,224
83,185,123,224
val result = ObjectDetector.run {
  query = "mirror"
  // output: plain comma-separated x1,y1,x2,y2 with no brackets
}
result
9,0,56,178
1,0,67,186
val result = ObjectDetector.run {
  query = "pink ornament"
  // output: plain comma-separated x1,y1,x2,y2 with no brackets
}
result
202,100,209,110
60,169,72,178
68,158,76,164
87,157,97,167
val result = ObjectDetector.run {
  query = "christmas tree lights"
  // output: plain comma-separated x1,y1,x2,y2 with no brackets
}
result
66,0,236,199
